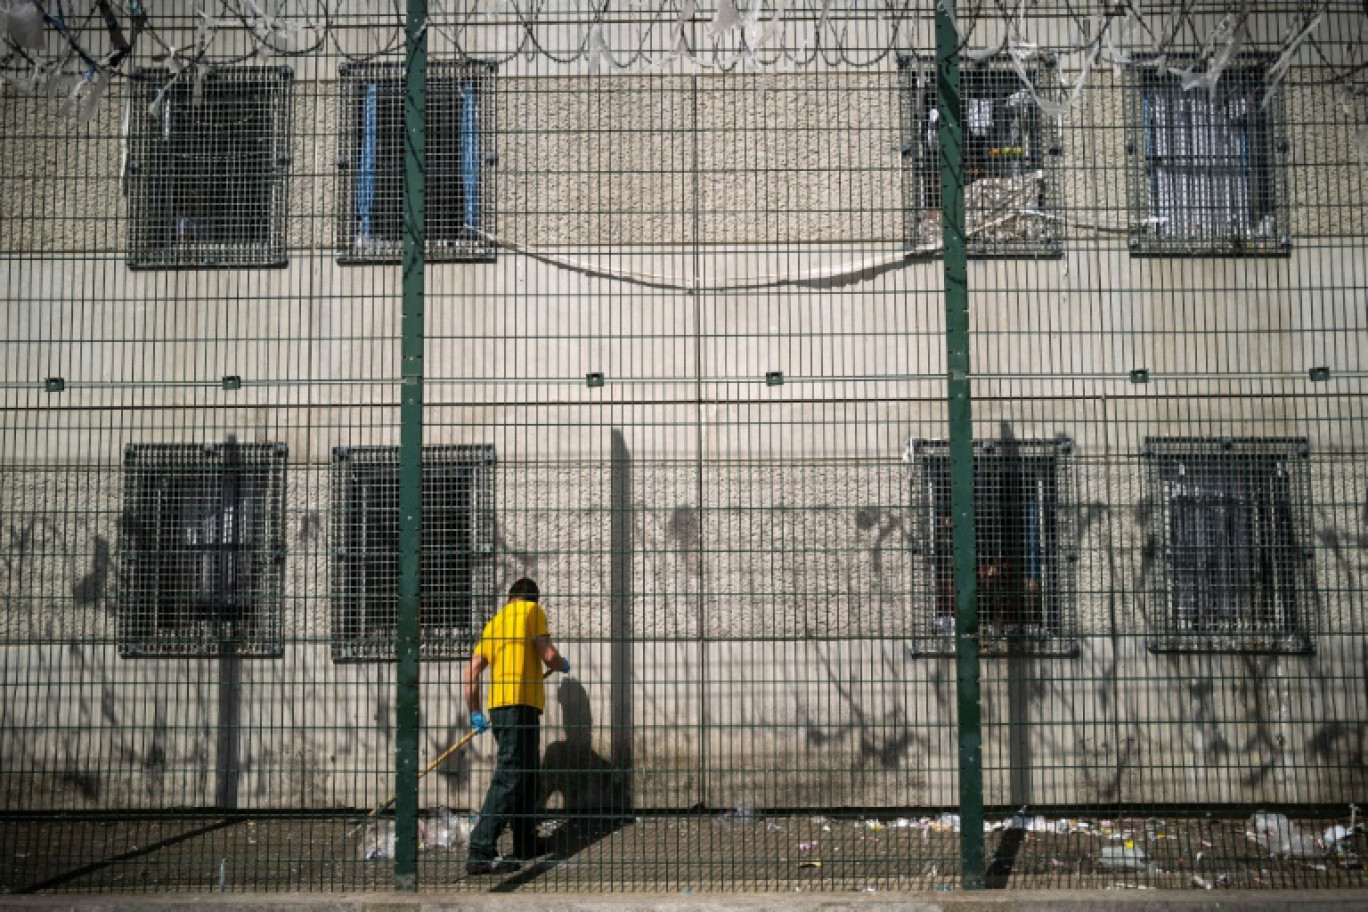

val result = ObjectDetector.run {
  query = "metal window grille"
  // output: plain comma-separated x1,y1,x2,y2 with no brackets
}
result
125,67,294,269
331,445,496,662
337,61,495,264
118,442,287,658
909,438,1077,656
1143,437,1314,654
900,54,1062,258
1126,60,1290,256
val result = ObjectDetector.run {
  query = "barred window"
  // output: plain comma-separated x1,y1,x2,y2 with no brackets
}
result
126,67,294,269
337,62,495,263
331,445,496,662
1127,61,1289,256
1143,437,1313,653
900,55,1062,258
118,442,287,658
909,438,1076,656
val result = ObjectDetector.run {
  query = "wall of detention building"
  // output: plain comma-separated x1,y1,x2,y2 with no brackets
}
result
2,6,1367,817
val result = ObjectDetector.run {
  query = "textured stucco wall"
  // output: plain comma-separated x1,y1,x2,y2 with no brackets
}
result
5,67,1366,251
2,450,1366,811
3,13,1368,815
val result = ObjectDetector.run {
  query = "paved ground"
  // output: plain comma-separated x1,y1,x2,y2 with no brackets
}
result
1,812,1364,895
3,891,1368,911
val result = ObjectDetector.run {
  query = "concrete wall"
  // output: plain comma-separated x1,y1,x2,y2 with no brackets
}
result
3,8,1368,815
1,453,1365,811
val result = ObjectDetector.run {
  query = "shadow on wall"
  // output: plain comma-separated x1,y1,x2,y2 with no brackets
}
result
528,426,634,860
537,677,633,860
541,678,631,818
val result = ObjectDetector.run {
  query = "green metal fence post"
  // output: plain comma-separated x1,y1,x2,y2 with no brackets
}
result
395,0,428,891
935,0,985,890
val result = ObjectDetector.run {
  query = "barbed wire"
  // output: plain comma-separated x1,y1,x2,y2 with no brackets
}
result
3,0,1367,124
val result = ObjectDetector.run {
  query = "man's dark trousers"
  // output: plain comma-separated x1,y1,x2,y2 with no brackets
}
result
469,705,540,861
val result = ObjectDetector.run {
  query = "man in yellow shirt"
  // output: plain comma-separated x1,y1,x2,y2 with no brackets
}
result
463,577,569,875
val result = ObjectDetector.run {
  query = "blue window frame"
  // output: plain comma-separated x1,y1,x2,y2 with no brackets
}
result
338,61,495,263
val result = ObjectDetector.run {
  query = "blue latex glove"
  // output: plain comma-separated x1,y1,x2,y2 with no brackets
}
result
470,711,490,734
560,657,571,675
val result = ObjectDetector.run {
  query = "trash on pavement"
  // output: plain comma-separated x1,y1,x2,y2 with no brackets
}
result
423,808,472,850
1246,812,1321,858
1323,825,1351,847
1097,845,1157,872
360,820,395,861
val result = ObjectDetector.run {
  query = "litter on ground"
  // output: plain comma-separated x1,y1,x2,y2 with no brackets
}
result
1097,845,1158,873
1247,812,1322,858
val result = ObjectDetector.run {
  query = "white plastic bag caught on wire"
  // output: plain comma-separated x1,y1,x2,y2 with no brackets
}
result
585,23,616,73
709,0,742,38
1172,1,1251,102
1,0,46,51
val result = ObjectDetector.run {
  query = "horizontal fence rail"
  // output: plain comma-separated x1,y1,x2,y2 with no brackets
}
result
2,0,1368,896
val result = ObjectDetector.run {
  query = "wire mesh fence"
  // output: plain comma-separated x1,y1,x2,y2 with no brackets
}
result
2,0,1368,896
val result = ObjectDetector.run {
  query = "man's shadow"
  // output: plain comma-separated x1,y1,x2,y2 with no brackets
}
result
540,677,633,851
493,678,632,889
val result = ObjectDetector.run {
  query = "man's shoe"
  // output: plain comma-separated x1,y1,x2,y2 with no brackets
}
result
466,858,522,876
